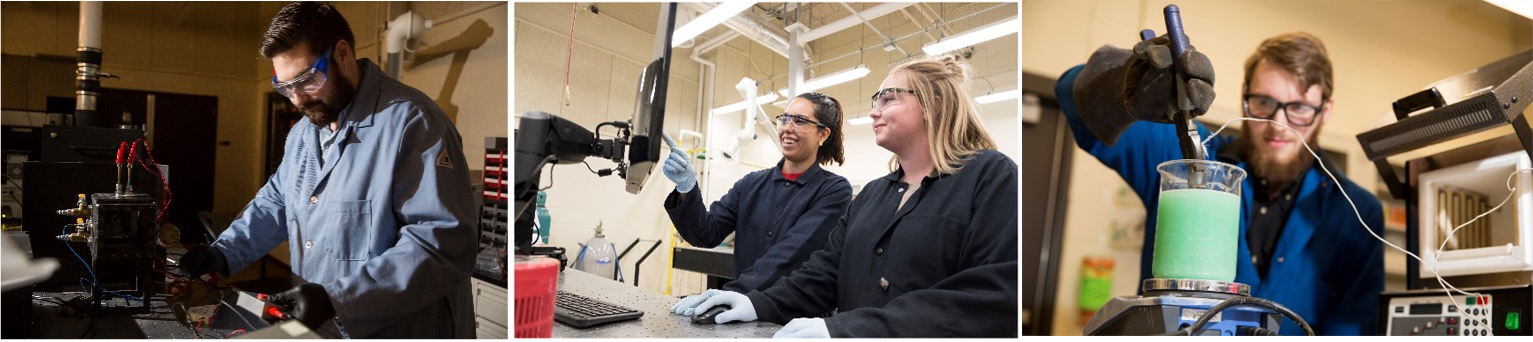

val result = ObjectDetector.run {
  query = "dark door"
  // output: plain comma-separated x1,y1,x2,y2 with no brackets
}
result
1022,72,1072,336
95,88,217,244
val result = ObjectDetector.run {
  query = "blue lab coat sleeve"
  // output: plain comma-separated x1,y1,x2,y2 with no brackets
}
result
665,182,741,249
321,103,478,337
1056,65,1221,209
213,136,293,274
729,180,851,293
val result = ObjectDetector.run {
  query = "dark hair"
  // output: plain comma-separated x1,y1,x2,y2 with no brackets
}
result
796,92,845,166
1243,32,1333,101
260,2,355,59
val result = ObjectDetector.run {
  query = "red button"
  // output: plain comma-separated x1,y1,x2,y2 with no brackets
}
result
1449,318,1458,325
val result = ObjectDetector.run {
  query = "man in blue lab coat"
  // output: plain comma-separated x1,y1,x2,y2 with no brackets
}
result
1057,32,1384,335
177,2,477,338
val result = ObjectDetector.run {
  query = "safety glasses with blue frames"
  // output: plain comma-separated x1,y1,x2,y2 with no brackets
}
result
271,46,333,99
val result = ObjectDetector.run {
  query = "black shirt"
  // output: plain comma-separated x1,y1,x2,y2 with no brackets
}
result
744,149,1018,337
1216,141,1305,278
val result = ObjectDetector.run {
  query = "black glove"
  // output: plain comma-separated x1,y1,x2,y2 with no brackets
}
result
269,283,336,330
177,245,228,279
1072,34,1215,145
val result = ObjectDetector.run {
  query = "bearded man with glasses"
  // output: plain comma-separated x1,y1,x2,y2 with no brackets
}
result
174,2,477,338
1057,31,1384,335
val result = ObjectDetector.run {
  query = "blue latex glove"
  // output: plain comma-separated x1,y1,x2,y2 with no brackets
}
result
692,290,757,324
660,133,697,193
670,289,720,316
773,318,830,338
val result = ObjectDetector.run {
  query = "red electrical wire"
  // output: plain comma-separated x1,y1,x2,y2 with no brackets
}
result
225,329,246,338
563,3,577,97
130,139,171,222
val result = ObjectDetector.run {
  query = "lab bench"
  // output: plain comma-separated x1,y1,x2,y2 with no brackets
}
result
552,268,781,338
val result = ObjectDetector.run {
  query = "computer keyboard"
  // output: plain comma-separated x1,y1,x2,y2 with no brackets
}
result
554,291,644,328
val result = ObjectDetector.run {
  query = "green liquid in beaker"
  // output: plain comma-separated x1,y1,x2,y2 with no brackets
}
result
1153,188,1241,281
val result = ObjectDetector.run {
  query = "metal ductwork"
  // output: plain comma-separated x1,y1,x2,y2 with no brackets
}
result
680,2,811,69
75,1,106,127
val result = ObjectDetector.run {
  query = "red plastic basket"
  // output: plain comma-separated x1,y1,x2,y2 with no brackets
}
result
514,256,560,338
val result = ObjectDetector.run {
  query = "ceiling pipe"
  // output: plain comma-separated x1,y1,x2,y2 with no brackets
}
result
796,3,913,45
679,2,811,66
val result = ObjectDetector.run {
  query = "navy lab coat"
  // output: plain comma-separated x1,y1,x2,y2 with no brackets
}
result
1057,65,1385,335
745,150,1019,337
665,160,852,293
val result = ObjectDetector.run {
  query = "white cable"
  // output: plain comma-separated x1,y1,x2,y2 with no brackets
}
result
1202,117,1532,307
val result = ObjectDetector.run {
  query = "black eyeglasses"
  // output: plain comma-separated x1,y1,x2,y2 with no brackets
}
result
869,88,918,111
1243,93,1325,127
775,114,828,130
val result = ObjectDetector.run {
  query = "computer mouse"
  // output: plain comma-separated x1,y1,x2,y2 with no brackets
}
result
691,305,731,324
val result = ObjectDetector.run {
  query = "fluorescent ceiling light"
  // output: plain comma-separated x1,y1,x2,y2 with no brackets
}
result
1485,0,1533,19
922,16,1019,56
711,93,780,115
976,89,1020,104
778,65,872,96
672,2,756,48
849,116,873,126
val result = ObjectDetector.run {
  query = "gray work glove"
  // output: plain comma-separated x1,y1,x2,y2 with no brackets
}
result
670,289,720,316
773,317,830,338
692,290,758,324
1072,34,1216,145
660,133,698,193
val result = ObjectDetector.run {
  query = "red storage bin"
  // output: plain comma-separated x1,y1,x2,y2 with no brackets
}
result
514,256,560,338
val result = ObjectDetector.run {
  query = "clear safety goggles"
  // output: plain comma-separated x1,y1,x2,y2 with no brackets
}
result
272,46,333,99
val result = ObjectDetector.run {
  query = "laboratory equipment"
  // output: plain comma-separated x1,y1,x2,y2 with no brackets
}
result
1086,5,1312,336
514,2,677,255
553,291,645,328
1153,159,1244,281
574,223,618,280
1354,47,1532,335
1379,284,1531,336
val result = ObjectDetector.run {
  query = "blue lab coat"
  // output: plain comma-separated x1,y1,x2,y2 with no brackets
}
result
212,58,478,338
665,160,852,293
1058,65,1385,336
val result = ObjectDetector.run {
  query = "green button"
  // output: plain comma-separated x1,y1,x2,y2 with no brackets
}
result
1507,312,1520,331
1467,297,1475,306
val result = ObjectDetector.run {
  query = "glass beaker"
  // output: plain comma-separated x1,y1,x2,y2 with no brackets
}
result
1153,159,1246,281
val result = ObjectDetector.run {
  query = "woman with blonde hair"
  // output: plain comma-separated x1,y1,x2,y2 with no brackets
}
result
677,55,1019,337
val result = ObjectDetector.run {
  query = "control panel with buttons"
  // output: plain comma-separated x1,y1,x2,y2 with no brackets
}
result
1380,285,1531,336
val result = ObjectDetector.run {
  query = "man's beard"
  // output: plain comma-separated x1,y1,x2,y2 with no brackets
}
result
1243,123,1320,186
300,70,356,126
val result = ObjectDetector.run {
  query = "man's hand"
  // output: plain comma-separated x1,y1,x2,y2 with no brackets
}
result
692,290,757,324
773,317,830,338
269,283,336,330
660,133,698,193
670,289,719,316
176,245,227,280
1072,35,1215,145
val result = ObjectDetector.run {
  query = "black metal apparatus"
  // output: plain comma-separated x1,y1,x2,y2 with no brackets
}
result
1357,50,1533,200
56,191,163,313
1355,50,1533,336
514,3,676,257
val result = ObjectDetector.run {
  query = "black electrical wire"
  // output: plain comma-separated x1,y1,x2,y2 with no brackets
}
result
1158,296,1315,336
